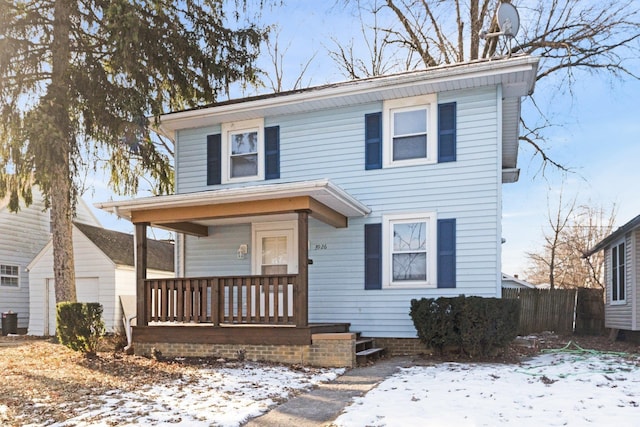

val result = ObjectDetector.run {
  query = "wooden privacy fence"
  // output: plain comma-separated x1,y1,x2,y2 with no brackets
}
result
502,288,604,335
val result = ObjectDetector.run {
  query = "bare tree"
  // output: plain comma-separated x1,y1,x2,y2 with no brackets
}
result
329,0,417,78
339,0,640,169
565,204,617,289
261,26,318,92
526,190,577,289
526,192,617,289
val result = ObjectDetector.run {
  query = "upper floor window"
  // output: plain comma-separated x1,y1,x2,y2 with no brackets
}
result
0,264,19,287
611,240,625,303
382,213,437,288
383,94,438,168
221,118,265,183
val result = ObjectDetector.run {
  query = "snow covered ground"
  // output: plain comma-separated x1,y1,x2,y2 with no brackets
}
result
333,349,640,426
18,363,343,427
5,348,639,426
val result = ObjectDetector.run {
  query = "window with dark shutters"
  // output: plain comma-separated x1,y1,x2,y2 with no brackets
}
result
437,218,456,288
366,100,456,169
365,112,382,170
364,223,382,289
438,102,456,163
264,125,280,180
206,133,222,185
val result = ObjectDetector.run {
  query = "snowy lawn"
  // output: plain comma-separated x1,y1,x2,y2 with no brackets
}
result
0,339,343,427
25,363,342,427
333,347,640,427
2,340,639,426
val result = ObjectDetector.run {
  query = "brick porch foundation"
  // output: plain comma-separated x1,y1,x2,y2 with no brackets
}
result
134,332,357,367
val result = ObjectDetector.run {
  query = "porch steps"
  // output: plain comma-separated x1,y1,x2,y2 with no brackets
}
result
355,336,385,365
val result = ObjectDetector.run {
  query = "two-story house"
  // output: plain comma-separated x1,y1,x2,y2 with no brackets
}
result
97,56,539,367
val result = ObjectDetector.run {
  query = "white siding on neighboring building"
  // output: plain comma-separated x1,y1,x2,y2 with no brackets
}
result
634,229,639,330
604,233,634,330
0,190,99,331
28,226,174,336
177,86,504,338
28,227,116,335
0,193,50,331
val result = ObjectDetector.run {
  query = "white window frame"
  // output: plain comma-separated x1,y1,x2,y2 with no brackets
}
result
382,213,437,288
221,118,265,184
610,239,626,305
0,264,20,288
251,220,299,275
383,94,438,168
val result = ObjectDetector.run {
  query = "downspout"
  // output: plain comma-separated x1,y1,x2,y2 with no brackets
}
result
123,314,136,352
496,84,504,297
631,231,637,330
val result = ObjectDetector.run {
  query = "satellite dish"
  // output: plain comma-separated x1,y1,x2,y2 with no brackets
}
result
497,2,520,37
479,2,521,57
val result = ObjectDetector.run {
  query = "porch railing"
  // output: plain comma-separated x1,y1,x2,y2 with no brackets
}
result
144,275,299,326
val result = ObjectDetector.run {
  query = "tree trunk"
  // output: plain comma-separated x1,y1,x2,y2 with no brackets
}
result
50,0,76,303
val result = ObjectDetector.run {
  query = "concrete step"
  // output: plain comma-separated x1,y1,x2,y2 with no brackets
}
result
355,338,374,352
356,347,384,357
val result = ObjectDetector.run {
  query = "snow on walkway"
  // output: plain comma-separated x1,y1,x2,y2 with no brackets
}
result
333,350,640,426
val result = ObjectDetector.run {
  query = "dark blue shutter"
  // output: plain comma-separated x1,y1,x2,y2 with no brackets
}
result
437,218,456,288
265,125,280,180
364,223,382,289
438,102,456,163
207,134,221,185
365,112,382,170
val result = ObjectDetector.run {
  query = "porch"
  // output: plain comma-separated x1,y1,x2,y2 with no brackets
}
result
98,180,373,365
138,274,350,346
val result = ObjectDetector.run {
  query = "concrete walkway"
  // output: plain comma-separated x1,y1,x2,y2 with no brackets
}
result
244,357,413,427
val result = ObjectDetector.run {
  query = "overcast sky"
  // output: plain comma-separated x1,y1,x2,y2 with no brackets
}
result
88,1,640,279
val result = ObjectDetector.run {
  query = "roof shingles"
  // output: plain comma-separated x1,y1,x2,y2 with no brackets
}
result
74,222,174,272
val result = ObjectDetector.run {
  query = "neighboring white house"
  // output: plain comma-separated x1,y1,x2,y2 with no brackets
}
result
501,273,537,289
27,222,175,336
0,189,99,332
585,214,640,333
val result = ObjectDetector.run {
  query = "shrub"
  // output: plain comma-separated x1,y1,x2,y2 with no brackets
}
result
410,296,519,357
56,302,105,355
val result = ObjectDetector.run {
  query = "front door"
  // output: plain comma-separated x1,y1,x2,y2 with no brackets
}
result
252,221,298,317
252,221,298,275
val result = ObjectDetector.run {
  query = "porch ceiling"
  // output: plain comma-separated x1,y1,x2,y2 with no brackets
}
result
95,179,371,236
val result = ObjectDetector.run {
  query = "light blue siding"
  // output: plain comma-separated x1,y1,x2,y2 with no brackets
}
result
184,224,251,277
177,86,502,337
176,125,220,194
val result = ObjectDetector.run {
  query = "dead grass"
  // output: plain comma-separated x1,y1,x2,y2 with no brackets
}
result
0,338,189,426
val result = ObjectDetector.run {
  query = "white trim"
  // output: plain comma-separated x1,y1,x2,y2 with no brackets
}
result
0,263,20,288
382,94,437,168
156,56,539,136
610,238,627,305
382,212,437,288
221,118,265,184
251,220,299,275
95,179,371,220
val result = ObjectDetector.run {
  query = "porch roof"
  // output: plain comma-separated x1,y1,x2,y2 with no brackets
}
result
95,179,371,236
